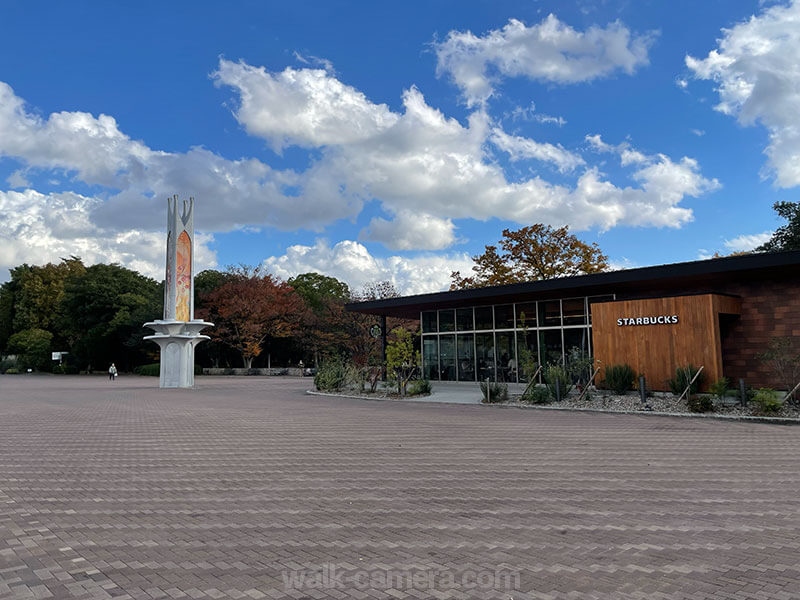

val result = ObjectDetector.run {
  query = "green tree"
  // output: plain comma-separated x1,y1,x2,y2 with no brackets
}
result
757,201,800,252
59,263,161,371
385,327,420,396
8,328,53,371
451,224,609,290
288,272,350,313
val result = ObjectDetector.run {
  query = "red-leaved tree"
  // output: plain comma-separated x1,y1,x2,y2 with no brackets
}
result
201,266,306,368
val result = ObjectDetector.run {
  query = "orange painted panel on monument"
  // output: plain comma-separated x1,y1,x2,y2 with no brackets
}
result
592,294,740,391
176,230,191,322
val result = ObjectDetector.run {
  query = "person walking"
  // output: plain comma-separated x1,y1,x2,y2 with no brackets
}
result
109,363,117,381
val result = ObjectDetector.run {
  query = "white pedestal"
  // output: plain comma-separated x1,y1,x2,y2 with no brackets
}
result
144,320,213,388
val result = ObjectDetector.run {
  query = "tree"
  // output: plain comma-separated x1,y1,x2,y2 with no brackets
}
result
358,281,400,301
0,258,86,352
8,328,53,371
385,327,420,396
288,273,350,313
201,266,305,368
59,263,161,371
450,224,609,290
757,201,800,252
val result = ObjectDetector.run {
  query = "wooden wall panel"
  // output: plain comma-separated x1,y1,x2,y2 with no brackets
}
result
592,294,741,391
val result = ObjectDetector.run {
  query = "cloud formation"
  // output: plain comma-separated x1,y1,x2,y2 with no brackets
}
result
686,0,800,187
724,231,772,252
217,59,716,238
0,189,216,279
263,239,473,295
435,15,653,106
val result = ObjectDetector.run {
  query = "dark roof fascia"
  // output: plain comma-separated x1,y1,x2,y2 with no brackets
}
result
345,250,800,316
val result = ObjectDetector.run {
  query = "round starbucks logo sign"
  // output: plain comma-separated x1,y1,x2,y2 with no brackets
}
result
369,324,382,339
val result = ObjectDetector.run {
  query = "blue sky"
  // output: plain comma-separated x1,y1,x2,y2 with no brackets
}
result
1,1,797,293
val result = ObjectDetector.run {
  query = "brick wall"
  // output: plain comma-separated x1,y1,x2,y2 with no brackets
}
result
718,278,800,389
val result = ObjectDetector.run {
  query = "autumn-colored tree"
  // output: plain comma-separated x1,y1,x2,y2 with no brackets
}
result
450,224,609,290
201,266,306,368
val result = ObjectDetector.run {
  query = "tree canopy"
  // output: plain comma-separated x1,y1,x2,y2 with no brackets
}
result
450,224,609,290
201,266,306,368
288,272,350,314
757,201,800,252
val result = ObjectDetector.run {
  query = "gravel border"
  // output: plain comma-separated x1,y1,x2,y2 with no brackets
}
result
307,389,800,424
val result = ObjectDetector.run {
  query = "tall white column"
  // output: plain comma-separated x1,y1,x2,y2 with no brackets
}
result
144,195,213,388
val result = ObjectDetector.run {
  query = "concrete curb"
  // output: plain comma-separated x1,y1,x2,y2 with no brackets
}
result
306,389,800,424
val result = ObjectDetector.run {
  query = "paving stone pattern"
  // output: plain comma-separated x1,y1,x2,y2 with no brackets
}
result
1,376,799,599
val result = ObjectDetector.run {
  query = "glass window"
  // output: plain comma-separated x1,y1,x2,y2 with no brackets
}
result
456,307,474,331
562,298,587,326
457,334,475,382
422,311,437,333
422,336,439,380
588,295,615,324
439,335,456,381
563,328,589,357
474,306,493,330
539,329,563,365
438,309,455,332
538,300,561,327
475,333,495,381
494,304,514,329
516,302,537,329
517,331,539,383
495,332,516,382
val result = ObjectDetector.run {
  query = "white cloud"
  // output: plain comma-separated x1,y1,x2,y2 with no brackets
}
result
724,230,773,252
508,102,566,126
362,210,456,251
435,15,653,106
213,60,398,150
691,129,705,137
490,128,584,172
6,169,29,188
262,239,473,295
0,189,216,280
686,0,800,187
218,60,716,233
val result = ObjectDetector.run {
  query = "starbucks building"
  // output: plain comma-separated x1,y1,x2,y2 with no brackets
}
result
347,251,800,391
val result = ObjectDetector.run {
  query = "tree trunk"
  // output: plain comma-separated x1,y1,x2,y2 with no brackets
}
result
243,355,253,369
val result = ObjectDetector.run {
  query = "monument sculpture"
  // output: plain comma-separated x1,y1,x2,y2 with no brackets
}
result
144,196,213,388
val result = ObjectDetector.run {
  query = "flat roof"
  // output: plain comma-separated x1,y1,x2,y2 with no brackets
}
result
346,250,800,319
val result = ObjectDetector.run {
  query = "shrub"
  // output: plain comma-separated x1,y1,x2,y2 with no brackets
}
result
604,364,637,395
522,385,551,405
758,337,800,403
565,346,594,386
314,356,351,392
687,395,714,413
668,365,705,396
0,358,18,373
407,379,432,396
709,377,729,400
543,364,572,401
480,381,508,403
53,364,79,375
134,363,160,376
4,367,20,374
752,388,782,415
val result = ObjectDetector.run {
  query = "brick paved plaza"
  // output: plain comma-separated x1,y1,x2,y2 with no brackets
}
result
1,376,799,599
